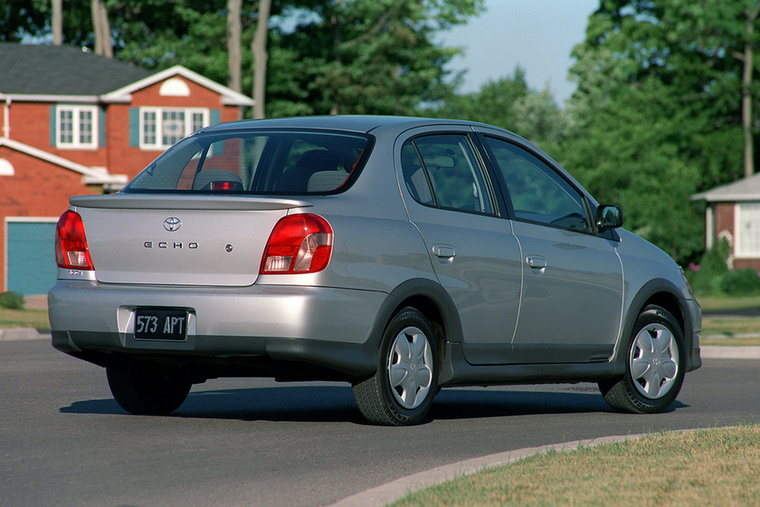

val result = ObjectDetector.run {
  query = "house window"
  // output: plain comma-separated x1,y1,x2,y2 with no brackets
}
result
140,107,209,150
57,105,98,149
735,202,760,257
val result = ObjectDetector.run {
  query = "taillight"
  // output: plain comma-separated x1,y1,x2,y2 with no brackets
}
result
261,214,333,274
55,210,94,270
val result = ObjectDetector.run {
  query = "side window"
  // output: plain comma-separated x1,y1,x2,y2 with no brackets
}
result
401,134,495,215
485,137,590,233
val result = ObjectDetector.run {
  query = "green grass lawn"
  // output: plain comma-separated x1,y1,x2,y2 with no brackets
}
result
0,308,49,330
390,425,760,506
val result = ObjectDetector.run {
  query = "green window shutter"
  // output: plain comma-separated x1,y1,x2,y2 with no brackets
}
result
211,109,221,125
99,107,106,147
129,107,140,147
50,106,57,146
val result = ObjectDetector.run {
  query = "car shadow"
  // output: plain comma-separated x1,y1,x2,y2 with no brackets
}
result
59,384,688,423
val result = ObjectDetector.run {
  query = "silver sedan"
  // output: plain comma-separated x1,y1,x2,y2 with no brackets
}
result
49,116,701,425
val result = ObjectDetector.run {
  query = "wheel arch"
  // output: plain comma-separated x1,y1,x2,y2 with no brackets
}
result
366,278,461,377
614,278,698,373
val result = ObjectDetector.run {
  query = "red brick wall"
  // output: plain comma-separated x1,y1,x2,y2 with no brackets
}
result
0,147,96,290
733,259,760,271
7,76,243,182
107,78,242,181
9,102,109,169
0,72,245,289
714,202,734,241
712,202,760,271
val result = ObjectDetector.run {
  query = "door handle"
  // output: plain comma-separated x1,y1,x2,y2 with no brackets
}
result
526,256,547,272
432,244,456,262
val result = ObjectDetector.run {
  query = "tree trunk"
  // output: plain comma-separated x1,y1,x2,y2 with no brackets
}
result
227,0,242,93
252,0,272,119
52,0,62,45
742,4,760,177
91,0,113,58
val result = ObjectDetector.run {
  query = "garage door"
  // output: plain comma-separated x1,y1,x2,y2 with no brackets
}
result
6,219,58,295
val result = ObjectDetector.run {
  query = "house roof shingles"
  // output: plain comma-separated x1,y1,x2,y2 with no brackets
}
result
692,172,760,202
0,42,153,96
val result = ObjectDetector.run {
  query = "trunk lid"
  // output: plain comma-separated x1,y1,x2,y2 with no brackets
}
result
71,194,311,286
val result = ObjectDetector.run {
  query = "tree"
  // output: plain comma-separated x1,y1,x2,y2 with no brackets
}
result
252,0,272,119
91,0,112,57
270,0,484,116
557,1,760,263
7,1,484,119
425,67,569,152
1,0,54,42
52,0,62,45
227,0,242,92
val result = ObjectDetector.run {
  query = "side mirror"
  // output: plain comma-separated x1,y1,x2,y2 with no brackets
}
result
596,204,623,232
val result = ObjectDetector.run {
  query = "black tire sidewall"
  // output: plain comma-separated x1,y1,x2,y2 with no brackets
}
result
623,305,685,412
376,307,439,425
107,358,191,415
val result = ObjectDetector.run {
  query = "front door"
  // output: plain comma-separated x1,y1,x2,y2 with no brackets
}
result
481,135,624,364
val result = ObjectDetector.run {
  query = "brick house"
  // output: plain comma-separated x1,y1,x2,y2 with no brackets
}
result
692,172,760,271
0,43,254,295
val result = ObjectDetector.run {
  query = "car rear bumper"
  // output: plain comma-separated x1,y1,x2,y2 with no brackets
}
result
48,280,387,378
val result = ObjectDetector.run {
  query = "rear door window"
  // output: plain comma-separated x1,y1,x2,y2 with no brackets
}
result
401,134,496,215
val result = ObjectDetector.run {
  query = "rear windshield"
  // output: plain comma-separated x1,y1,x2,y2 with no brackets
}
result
122,129,373,195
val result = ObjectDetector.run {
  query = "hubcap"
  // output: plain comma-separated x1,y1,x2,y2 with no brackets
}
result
387,326,433,409
629,323,679,399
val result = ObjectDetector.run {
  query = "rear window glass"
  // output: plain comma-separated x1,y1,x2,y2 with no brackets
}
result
123,130,373,195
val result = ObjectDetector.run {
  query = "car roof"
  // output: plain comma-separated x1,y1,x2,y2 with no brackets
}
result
202,115,503,135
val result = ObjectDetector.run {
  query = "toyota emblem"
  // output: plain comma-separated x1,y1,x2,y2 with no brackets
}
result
163,217,182,232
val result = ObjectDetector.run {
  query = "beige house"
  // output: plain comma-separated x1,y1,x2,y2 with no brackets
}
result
692,173,760,270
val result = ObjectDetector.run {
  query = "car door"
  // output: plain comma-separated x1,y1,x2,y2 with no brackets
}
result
397,129,522,365
481,135,624,364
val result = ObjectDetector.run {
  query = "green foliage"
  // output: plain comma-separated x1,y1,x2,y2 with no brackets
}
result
552,1,758,265
425,67,570,153
270,0,484,116
11,0,483,119
10,0,760,267
688,238,760,296
0,291,24,310
718,269,760,295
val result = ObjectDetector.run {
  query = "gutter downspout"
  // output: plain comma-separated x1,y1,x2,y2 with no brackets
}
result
2,95,10,138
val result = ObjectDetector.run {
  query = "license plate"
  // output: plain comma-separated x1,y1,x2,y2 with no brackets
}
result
134,308,188,341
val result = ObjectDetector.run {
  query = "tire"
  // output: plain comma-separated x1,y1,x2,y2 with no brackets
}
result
599,305,685,414
353,307,439,426
106,358,191,415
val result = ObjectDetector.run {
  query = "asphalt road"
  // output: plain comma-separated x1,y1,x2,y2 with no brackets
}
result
2,338,759,507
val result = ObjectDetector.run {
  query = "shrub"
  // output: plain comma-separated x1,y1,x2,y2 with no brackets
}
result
718,268,760,295
0,291,24,310
688,238,731,295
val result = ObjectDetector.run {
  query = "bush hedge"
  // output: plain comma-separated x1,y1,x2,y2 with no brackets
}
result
0,291,25,310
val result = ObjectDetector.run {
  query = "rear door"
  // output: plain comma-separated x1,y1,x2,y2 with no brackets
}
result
481,135,624,364
397,128,522,365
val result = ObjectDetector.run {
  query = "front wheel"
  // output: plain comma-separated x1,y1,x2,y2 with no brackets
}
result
599,305,685,414
353,307,439,426
107,358,191,415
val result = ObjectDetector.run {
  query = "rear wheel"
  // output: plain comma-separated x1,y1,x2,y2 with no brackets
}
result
353,307,438,426
106,358,191,415
599,305,685,413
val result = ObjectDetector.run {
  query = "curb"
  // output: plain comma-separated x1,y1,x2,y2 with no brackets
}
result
0,328,49,341
329,434,648,507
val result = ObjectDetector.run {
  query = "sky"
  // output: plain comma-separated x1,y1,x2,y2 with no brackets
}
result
437,0,599,105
